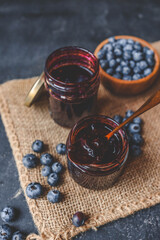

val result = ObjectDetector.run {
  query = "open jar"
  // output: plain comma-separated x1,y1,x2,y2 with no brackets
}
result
66,115,129,190
44,47,100,128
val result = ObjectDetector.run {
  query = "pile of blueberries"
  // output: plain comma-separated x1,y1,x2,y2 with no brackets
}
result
98,37,155,80
113,110,144,156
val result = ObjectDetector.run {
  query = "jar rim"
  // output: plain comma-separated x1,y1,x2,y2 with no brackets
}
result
44,46,99,86
66,115,129,173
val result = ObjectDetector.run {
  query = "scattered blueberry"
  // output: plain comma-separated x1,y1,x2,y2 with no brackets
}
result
113,115,123,124
122,66,131,75
133,117,142,125
47,190,61,203
26,182,43,199
99,60,108,70
41,166,52,177
32,140,44,153
47,173,59,186
126,110,134,118
72,212,85,227
131,134,144,146
130,145,142,157
56,143,66,155
12,231,25,240
40,153,54,166
144,68,152,77
128,123,141,134
0,224,12,240
52,162,63,174
1,207,16,223
22,154,39,169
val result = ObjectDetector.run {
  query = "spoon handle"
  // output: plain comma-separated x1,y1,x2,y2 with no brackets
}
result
106,88,160,139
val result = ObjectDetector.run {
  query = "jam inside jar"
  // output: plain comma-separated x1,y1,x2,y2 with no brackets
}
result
44,46,100,128
66,115,129,190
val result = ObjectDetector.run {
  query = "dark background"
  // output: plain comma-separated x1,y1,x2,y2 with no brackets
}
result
0,0,160,239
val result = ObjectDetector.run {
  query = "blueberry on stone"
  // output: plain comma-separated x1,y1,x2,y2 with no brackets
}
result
123,75,132,80
56,143,66,155
114,48,122,57
41,166,52,177
26,182,43,199
22,154,39,169
103,43,113,51
0,224,12,240
139,60,148,70
129,60,136,69
128,123,141,134
106,68,114,75
131,133,144,146
32,140,44,153
133,117,142,125
112,73,122,79
12,231,25,240
132,51,143,62
108,37,116,43
52,162,63,174
97,49,106,59
123,51,132,60
130,145,142,157
133,66,141,74
126,110,134,118
122,66,131,75
106,52,114,61
47,173,59,186
40,153,54,166
132,73,141,80
113,115,123,124
1,207,16,223
99,60,108,70
143,68,152,77
72,212,85,227
109,59,117,68
47,190,61,203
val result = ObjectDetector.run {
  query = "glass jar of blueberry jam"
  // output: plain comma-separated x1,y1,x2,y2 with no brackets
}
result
66,115,129,190
44,47,100,128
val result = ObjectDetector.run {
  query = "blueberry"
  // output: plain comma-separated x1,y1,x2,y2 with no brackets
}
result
114,48,122,57
123,44,133,51
128,123,141,134
123,75,132,80
72,212,85,227
127,39,134,45
47,190,61,203
133,66,141,74
106,68,114,75
47,173,59,186
26,182,43,199
116,58,121,63
56,143,66,155
97,49,106,59
129,60,136,68
143,47,149,53
99,60,108,70
114,43,122,49
115,65,122,73
118,38,127,46
133,117,142,125
121,60,129,67
0,224,12,240
122,66,131,75
134,42,142,51
131,133,144,146
132,51,143,62
22,154,39,169
139,60,148,70
123,51,132,60
108,37,116,43
112,73,122,79
32,140,44,153
40,153,54,166
41,166,52,177
52,162,63,174
122,117,129,128
132,73,141,80
130,145,142,157
143,68,152,77
106,52,114,61
146,57,155,67
126,110,134,118
145,49,154,57
103,43,113,52
12,231,25,240
1,207,16,223
108,59,116,68
113,115,123,124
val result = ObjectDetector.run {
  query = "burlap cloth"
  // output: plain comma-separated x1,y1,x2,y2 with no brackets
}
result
0,42,160,240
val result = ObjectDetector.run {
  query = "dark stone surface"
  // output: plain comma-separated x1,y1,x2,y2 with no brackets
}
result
0,0,160,239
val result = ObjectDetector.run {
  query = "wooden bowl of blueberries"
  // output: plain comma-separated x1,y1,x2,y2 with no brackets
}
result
94,35,160,95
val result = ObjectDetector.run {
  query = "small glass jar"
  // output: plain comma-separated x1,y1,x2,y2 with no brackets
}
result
66,115,129,190
44,46,100,128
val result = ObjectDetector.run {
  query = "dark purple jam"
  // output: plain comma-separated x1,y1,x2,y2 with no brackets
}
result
68,121,122,165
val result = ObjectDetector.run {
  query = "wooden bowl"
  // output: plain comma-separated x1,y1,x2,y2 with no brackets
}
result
94,35,160,95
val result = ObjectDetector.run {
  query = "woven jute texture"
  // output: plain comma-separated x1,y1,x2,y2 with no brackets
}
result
0,42,160,240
